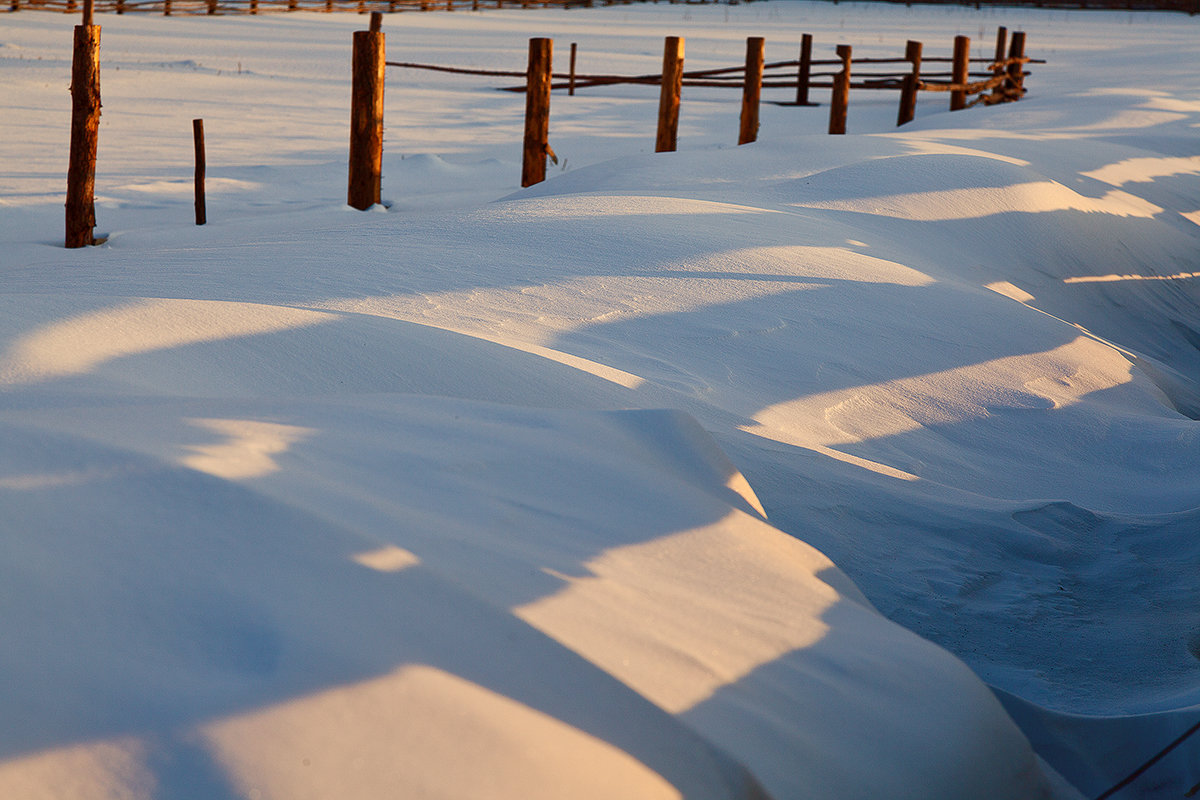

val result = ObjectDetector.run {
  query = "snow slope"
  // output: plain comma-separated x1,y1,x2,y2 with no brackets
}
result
2,2,1199,797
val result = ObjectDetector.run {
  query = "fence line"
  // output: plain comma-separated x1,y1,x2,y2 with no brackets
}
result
387,39,1039,107
6,0,731,13
381,30,1037,188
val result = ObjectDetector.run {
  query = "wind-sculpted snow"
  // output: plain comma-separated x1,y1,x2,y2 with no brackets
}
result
3,4,1199,798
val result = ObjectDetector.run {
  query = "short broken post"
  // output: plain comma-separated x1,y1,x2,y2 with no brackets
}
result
828,44,850,135
950,35,970,111
738,36,764,145
521,37,552,187
896,39,922,127
795,33,813,106
65,0,100,248
193,119,206,226
347,12,385,210
569,42,577,96
655,36,684,153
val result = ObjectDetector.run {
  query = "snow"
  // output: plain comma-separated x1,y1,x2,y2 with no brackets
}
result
2,2,1198,798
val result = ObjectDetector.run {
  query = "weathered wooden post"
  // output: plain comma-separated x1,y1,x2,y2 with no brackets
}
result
1007,31,1027,100
249,0,257,13
65,0,100,248
521,37,552,187
896,39,922,126
655,36,684,153
569,42,578,96
206,0,216,14
738,36,764,145
989,26,1007,103
163,0,171,15
116,0,125,13
795,33,813,106
950,35,970,111
828,44,850,135
193,119,206,226
347,12,385,210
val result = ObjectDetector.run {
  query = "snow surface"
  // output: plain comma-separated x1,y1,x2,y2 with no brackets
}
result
2,2,1199,798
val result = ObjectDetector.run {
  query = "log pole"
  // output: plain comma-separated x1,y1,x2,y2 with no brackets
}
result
796,33,813,106
1007,31,1027,100
896,39,922,126
65,21,100,248
193,119,206,225
950,34,970,111
655,36,684,153
738,36,764,145
521,37,552,187
347,17,385,210
990,27,1007,103
828,44,850,135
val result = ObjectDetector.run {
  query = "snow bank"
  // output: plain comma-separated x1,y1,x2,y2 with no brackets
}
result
4,3,1199,797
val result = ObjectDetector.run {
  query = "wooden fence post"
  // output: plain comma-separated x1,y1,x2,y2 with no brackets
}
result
655,36,684,153
569,42,577,96
950,35,969,111
795,33,813,106
738,36,764,145
206,0,216,14
193,119,206,225
896,39,921,126
347,13,385,210
521,37,552,187
163,0,170,15
990,26,1007,103
1007,31,1027,100
65,0,100,248
828,44,850,135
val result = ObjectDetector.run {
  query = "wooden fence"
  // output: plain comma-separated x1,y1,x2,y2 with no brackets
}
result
6,0,728,13
387,29,1039,132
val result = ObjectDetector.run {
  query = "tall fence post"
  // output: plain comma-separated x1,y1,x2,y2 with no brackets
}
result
569,42,577,96
65,0,100,248
655,36,684,153
347,13,385,210
738,36,764,145
795,33,813,106
521,37,552,187
1007,31,1027,100
990,26,1007,103
897,39,922,126
950,35,970,111
828,44,850,135
193,119,206,226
